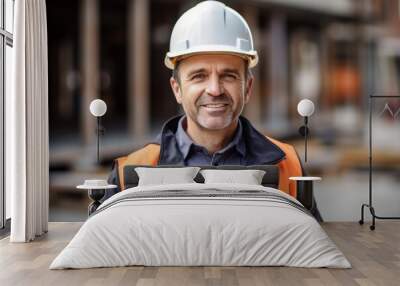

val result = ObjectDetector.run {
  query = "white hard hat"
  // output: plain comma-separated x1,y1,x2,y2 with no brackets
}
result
165,1,258,69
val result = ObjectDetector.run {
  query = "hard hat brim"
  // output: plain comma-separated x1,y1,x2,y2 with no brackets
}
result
165,46,258,70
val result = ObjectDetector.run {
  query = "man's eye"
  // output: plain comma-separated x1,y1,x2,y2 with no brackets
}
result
191,74,206,80
223,74,238,80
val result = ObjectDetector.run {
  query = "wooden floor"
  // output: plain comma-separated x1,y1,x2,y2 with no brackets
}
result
0,222,399,286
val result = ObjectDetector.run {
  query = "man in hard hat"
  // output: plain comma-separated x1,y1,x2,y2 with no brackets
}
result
105,1,321,220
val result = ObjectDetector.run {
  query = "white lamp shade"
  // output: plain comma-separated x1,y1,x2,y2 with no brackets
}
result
89,99,107,117
297,99,315,117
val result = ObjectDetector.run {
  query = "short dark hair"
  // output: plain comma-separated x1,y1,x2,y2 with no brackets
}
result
172,58,252,85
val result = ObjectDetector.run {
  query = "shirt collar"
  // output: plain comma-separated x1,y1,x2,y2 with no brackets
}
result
175,116,246,160
175,116,193,160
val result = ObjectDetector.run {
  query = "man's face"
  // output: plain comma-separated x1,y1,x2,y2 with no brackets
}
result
170,54,253,130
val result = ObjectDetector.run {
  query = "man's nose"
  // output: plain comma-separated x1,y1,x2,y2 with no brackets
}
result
205,74,224,96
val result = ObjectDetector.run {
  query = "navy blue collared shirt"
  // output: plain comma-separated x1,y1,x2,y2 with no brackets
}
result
175,116,246,166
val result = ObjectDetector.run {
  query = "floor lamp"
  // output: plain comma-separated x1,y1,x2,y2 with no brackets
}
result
89,99,107,164
79,99,116,216
290,99,321,214
297,99,315,163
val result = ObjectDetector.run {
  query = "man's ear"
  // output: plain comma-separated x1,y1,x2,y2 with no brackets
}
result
244,75,253,104
170,77,182,104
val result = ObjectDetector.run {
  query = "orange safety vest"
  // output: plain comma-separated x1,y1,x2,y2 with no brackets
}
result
114,137,303,198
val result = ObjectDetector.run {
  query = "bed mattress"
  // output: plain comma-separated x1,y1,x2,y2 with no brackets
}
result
50,183,351,269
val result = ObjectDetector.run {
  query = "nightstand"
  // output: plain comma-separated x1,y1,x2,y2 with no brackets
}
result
77,180,117,216
289,176,321,210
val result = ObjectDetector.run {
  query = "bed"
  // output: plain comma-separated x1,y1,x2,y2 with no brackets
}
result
50,165,350,269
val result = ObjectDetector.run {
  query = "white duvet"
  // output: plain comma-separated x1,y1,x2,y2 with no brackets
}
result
50,183,351,269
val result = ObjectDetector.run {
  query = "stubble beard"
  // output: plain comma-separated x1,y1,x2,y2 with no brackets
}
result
195,111,234,130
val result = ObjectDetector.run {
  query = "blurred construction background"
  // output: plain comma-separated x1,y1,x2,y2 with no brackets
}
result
47,0,400,222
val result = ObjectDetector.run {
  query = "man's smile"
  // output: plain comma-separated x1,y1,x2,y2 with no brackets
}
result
201,103,228,107
200,103,229,113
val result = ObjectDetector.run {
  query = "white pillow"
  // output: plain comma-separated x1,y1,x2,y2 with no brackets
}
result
200,169,266,185
135,167,201,186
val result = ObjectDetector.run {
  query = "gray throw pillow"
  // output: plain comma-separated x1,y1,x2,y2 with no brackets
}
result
200,169,266,185
135,167,201,186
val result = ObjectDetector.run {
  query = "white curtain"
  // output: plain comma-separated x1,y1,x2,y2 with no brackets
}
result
7,0,49,242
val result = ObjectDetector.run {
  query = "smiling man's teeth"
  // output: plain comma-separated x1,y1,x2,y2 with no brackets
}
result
204,104,226,108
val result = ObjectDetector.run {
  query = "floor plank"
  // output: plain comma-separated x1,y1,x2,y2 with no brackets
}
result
0,222,399,286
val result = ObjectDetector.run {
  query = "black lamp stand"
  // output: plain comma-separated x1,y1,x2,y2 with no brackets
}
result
304,116,308,163
95,117,105,164
299,116,309,163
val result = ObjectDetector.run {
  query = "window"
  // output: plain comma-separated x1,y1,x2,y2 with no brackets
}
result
0,0,14,230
